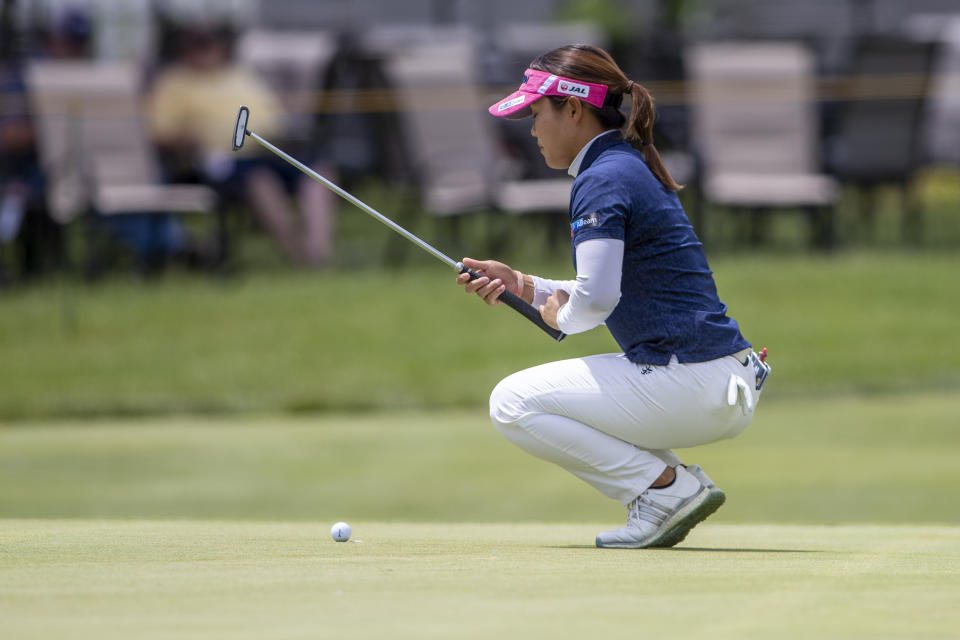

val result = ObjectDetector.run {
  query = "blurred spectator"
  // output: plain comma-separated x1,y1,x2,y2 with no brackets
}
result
0,0,60,279
41,3,93,60
147,24,335,267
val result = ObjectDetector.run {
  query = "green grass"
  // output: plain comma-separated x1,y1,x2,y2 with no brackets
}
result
1,390,958,524
2,520,958,639
1,251,958,420
2,396,958,638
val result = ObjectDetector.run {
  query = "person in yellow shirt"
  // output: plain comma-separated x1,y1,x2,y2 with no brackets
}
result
147,26,334,266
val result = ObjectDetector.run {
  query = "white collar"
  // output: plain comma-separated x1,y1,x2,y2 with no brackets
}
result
567,130,615,178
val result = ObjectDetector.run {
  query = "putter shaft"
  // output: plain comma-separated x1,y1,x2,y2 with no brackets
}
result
246,131,458,271
233,104,564,341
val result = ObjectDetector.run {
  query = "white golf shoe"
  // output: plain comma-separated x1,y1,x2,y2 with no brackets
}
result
684,463,719,489
595,465,726,549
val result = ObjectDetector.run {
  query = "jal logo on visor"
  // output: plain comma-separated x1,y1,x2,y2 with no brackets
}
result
558,81,590,98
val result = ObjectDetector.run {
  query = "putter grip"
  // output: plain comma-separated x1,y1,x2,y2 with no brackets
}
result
460,266,566,342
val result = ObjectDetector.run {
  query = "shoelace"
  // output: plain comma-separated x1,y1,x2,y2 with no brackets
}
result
628,494,672,527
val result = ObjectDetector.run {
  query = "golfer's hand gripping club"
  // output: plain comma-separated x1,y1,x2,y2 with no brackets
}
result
456,264,566,341
233,105,565,342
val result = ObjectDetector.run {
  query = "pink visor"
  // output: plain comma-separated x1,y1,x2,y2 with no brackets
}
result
488,68,610,119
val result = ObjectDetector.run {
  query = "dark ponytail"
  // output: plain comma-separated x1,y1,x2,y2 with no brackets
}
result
627,81,682,191
532,44,682,191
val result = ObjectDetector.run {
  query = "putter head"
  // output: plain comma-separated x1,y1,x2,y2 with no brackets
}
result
232,105,250,151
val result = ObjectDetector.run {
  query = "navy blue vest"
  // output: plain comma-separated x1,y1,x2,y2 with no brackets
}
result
569,131,750,365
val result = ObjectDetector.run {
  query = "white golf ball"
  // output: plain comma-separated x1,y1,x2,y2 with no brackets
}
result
330,522,351,542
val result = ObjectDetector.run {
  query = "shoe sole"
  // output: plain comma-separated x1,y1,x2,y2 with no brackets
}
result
648,487,726,548
595,487,726,550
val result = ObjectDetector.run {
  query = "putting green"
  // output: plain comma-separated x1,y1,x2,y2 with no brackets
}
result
1,520,957,639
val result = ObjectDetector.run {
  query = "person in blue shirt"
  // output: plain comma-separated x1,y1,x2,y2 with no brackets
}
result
458,44,769,549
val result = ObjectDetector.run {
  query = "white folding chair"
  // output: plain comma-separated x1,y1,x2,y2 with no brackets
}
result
908,15,960,167
27,61,217,220
686,42,838,247
384,38,571,224
27,61,220,269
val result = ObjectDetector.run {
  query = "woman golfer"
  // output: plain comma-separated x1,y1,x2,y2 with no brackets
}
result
458,44,770,548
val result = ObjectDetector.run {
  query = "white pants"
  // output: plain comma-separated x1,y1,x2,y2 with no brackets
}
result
489,350,759,505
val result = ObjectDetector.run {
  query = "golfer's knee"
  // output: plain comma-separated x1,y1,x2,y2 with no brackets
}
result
489,376,528,433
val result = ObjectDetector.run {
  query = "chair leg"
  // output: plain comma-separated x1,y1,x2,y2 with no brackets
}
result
747,207,768,246
734,207,749,245
486,211,512,258
485,210,513,258
212,205,231,270
381,189,421,267
444,215,463,257
544,211,566,253
687,187,706,244
901,179,923,245
0,236,9,285
809,205,835,251
857,185,875,242
83,210,105,281
34,208,66,275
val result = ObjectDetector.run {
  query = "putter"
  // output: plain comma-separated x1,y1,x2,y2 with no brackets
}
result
232,105,565,341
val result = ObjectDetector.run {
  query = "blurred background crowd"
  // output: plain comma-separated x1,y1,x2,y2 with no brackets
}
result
1,0,959,281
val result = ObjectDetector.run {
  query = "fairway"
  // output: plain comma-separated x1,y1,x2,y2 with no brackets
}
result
2,252,958,419
2,520,958,639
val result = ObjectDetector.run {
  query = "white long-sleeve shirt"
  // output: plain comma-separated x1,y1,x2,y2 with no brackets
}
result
531,237,624,335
